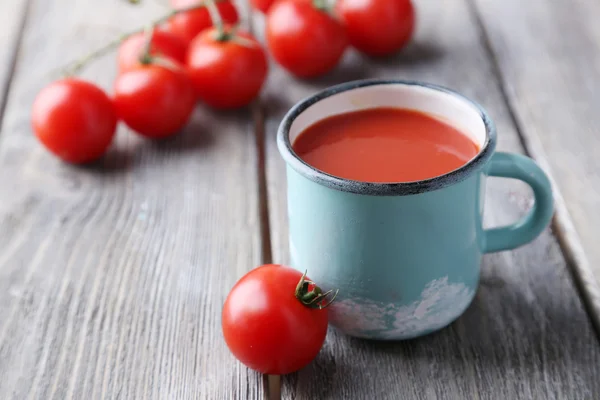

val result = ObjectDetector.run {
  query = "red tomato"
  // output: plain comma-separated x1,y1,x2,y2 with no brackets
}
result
117,30,187,73
187,28,268,109
113,64,196,138
222,265,334,375
336,0,415,57
31,79,117,164
250,0,277,13
165,1,239,46
266,0,347,78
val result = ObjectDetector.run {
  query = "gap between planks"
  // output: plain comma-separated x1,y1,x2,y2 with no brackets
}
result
465,0,600,339
244,1,279,398
252,72,281,400
0,0,33,130
253,103,273,266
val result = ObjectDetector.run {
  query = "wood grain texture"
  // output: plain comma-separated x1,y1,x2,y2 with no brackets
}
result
470,0,600,323
0,0,264,398
260,0,600,398
0,0,30,120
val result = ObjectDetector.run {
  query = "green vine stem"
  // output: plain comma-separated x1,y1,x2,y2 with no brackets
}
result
312,0,330,12
62,2,219,76
204,0,226,39
62,34,129,77
202,0,257,47
138,23,156,65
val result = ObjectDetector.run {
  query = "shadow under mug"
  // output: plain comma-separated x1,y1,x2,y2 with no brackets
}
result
277,79,554,340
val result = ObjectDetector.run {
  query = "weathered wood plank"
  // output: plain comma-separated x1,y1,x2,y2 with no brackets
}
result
0,0,264,398
0,0,30,120
261,0,600,398
471,0,600,325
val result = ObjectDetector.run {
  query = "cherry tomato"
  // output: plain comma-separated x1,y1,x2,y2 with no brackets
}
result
166,0,239,46
117,30,187,73
336,0,415,57
31,79,117,164
266,0,347,78
113,64,196,138
250,0,277,14
222,265,334,375
187,27,268,109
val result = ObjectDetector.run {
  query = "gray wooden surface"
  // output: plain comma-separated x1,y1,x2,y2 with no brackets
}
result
261,0,600,398
0,0,264,398
0,0,29,120
471,0,600,327
0,0,599,399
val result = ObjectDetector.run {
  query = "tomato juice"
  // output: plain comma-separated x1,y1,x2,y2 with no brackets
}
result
292,107,480,183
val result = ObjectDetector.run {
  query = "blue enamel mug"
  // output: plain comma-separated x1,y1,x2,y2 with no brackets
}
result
277,80,554,340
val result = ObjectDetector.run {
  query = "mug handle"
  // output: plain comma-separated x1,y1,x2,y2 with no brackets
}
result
483,152,554,253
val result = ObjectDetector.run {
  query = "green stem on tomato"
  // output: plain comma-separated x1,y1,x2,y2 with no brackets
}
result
204,0,227,40
61,3,208,76
138,24,156,65
312,0,329,12
294,271,339,310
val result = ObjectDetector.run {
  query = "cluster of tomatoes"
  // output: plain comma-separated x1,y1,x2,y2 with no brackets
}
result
31,0,414,165
31,0,415,375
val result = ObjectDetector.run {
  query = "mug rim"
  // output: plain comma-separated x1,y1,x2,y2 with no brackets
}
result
277,79,497,196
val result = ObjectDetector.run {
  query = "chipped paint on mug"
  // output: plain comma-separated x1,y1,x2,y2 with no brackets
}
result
330,277,474,339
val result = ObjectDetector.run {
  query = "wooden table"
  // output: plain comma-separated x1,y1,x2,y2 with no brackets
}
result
1,0,599,398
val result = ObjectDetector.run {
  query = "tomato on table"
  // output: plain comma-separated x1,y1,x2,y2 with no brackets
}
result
165,0,239,46
222,265,336,375
113,63,196,138
31,79,117,164
336,0,415,57
117,30,187,72
187,27,268,109
266,0,348,78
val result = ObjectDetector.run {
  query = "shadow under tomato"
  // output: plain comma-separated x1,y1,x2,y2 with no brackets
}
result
77,107,221,175
365,40,446,67
258,86,296,119
298,51,370,88
289,40,446,90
